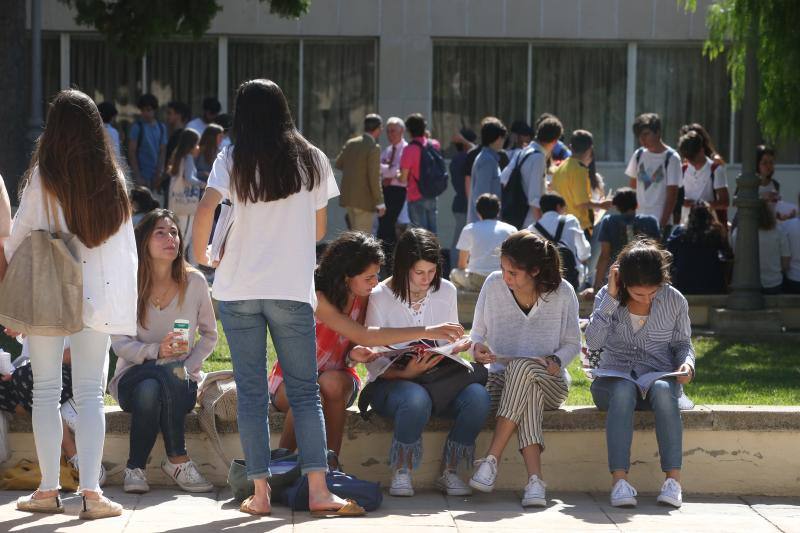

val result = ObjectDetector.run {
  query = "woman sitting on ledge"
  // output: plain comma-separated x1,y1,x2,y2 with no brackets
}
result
468,230,581,507
584,239,694,509
268,231,463,459
111,210,218,495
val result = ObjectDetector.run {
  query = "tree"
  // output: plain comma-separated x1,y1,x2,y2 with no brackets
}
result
682,0,800,143
59,0,312,57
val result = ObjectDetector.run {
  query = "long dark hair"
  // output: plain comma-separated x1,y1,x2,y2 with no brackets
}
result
199,123,223,165
616,239,672,306
684,201,725,246
500,230,562,295
391,228,442,303
134,209,190,327
230,79,321,203
24,89,130,248
167,128,200,177
315,232,385,312
679,123,725,162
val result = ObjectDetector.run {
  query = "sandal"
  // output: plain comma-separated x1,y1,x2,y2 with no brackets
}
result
310,498,366,518
239,496,271,516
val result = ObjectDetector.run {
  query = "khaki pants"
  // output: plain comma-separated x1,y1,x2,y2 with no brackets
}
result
450,269,487,291
346,207,376,234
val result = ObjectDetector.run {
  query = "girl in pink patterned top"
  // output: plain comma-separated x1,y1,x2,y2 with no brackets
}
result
268,232,463,456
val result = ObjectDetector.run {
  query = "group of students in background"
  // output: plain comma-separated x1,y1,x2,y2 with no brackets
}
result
0,75,796,521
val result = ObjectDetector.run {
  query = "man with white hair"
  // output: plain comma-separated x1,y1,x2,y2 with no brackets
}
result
377,116,408,259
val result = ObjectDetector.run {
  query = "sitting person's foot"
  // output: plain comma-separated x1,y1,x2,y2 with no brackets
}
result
79,493,123,520
469,454,498,493
16,491,64,514
161,458,214,493
656,478,682,508
610,478,638,507
123,467,149,494
389,468,414,497
435,469,472,496
521,474,547,507
68,456,107,487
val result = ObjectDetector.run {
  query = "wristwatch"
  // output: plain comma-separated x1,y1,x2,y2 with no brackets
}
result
545,355,562,367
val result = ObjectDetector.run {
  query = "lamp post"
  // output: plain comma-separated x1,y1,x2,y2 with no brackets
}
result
727,13,764,311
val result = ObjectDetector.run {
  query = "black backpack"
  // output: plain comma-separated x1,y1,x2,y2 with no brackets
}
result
501,149,538,229
411,140,448,198
534,216,580,289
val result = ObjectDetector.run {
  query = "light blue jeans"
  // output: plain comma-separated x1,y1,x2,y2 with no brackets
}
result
591,377,683,473
369,380,490,471
29,329,109,493
218,299,327,479
407,197,438,234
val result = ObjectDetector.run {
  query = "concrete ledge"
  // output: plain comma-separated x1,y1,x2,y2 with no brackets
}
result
6,405,800,496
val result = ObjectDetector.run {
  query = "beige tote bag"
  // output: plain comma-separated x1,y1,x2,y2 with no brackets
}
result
0,190,83,336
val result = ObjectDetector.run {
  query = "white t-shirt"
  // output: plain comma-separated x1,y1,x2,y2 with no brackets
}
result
364,279,458,383
528,211,591,263
682,158,727,203
781,218,800,282
206,146,339,305
456,219,517,275
733,227,790,290
625,147,682,219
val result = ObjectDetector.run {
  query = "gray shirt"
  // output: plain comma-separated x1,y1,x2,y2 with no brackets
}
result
585,285,695,376
467,147,502,223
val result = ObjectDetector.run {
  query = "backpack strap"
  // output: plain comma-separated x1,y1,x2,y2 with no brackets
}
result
554,216,566,243
534,222,554,242
663,148,676,172
515,149,535,172
634,147,644,165
681,162,688,175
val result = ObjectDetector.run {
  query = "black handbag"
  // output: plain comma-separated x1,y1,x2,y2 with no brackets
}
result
414,358,488,415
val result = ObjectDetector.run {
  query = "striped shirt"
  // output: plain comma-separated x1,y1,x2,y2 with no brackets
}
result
585,285,695,376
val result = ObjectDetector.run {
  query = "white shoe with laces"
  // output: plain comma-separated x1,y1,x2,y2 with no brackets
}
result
610,479,638,507
656,478,683,507
521,474,547,507
161,459,214,493
123,467,149,494
469,455,498,493
435,470,472,496
390,468,414,497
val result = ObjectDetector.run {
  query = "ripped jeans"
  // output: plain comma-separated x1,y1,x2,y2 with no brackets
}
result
117,360,198,469
369,379,490,471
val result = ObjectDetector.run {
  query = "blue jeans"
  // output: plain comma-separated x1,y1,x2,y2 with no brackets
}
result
369,380,490,470
407,197,438,234
218,299,327,479
591,377,683,473
117,360,198,469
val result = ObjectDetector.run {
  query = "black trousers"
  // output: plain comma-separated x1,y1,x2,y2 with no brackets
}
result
377,185,407,266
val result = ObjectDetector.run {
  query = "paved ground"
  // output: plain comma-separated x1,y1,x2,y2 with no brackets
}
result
0,487,798,532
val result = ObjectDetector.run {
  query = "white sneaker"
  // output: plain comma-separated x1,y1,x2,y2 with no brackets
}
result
123,467,150,494
389,468,414,497
79,495,123,520
435,470,472,496
68,456,107,487
521,474,547,507
657,478,683,508
469,455,498,493
161,459,214,493
610,479,638,507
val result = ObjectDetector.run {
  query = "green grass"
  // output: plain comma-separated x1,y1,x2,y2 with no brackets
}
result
7,324,797,406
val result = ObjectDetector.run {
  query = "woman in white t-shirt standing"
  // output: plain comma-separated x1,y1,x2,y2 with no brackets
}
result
192,79,364,518
5,90,137,519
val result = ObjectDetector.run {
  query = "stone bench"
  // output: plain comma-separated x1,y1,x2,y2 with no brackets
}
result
6,405,800,496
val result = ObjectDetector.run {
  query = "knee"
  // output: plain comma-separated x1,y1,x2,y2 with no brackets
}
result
649,381,678,410
399,385,432,418
130,379,162,413
607,381,638,411
460,384,490,417
318,372,351,403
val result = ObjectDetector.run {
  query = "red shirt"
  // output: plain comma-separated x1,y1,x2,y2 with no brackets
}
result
400,137,440,203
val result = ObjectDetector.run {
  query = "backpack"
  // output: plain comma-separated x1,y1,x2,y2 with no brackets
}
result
534,216,580,289
282,470,383,512
501,149,538,229
411,140,448,198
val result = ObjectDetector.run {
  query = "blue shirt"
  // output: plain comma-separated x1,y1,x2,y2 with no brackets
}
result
467,146,501,223
129,120,167,186
449,151,469,213
598,212,660,262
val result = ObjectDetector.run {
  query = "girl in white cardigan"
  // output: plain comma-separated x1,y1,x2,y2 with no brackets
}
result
469,230,580,507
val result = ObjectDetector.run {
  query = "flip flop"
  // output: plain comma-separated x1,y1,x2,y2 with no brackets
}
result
239,496,271,516
309,499,366,518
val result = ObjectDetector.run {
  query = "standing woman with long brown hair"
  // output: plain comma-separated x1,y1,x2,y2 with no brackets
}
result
4,90,137,519
192,79,364,517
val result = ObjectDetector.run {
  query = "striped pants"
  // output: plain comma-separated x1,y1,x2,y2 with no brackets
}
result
487,358,569,450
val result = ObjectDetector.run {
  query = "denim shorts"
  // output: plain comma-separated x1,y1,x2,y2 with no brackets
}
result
270,371,360,410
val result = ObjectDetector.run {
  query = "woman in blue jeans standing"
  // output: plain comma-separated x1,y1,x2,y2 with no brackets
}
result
192,79,364,517
360,229,490,497
585,239,695,509
111,210,217,494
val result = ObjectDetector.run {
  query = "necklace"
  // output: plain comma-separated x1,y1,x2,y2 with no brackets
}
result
151,284,174,310
513,289,537,310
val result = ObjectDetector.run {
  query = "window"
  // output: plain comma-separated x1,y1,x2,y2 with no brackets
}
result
433,42,528,150
228,39,300,117
147,40,218,117
636,46,732,159
302,39,377,156
531,45,627,162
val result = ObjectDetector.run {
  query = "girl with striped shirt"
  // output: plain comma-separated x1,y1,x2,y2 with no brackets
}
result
469,230,581,507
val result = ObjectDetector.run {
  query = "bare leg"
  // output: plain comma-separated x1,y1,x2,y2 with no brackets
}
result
61,421,77,460
317,371,353,456
520,444,543,478
485,416,518,461
272,384,298,451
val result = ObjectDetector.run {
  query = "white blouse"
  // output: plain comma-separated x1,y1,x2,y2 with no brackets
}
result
364,278,459,383
5,167,138,335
